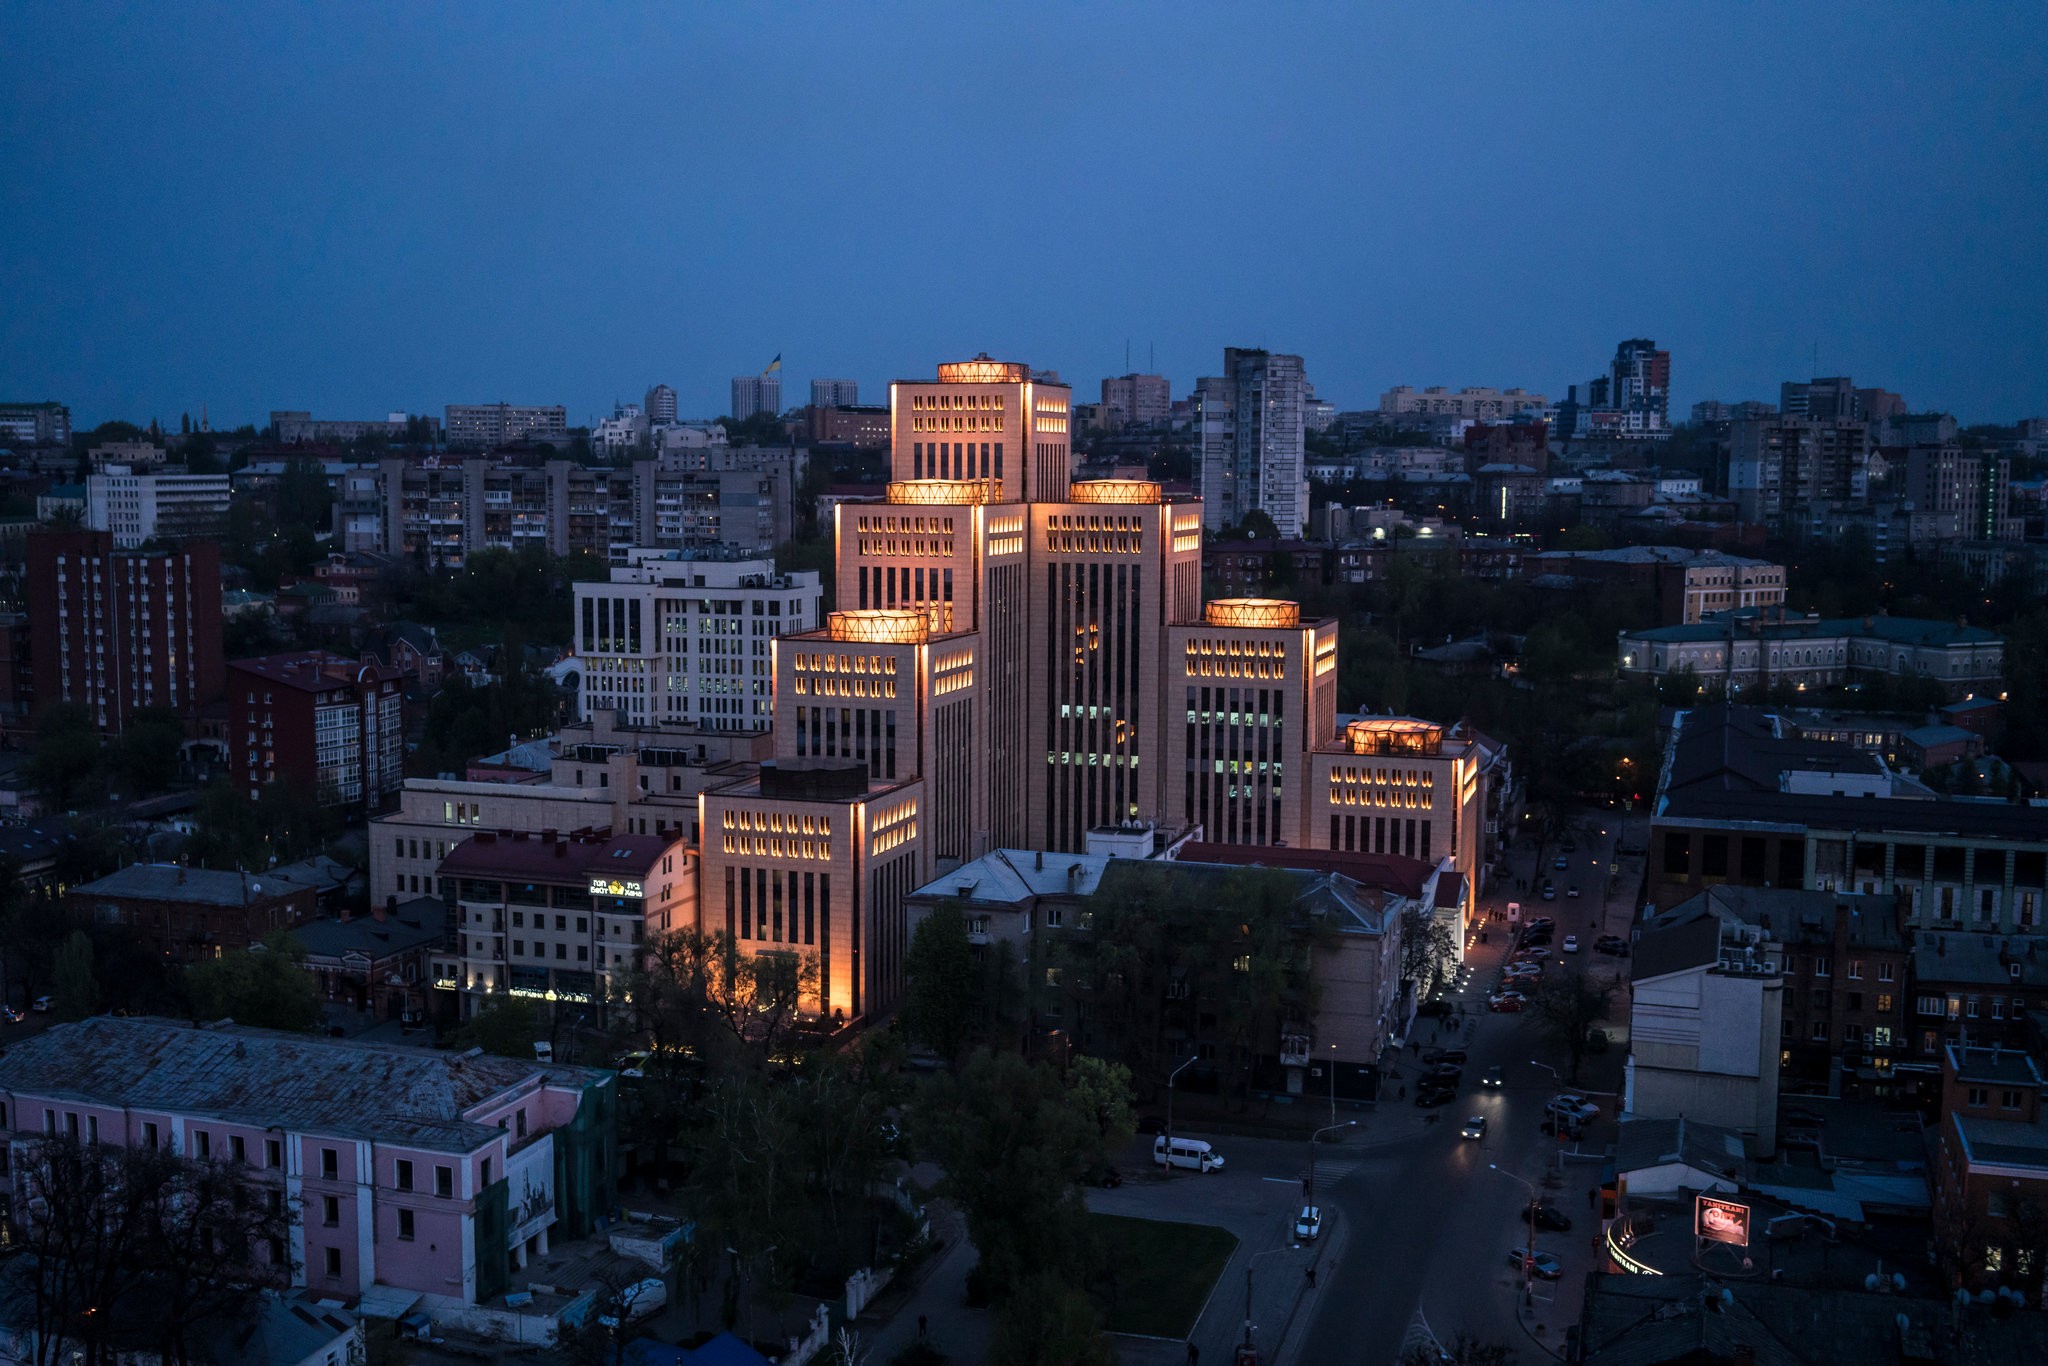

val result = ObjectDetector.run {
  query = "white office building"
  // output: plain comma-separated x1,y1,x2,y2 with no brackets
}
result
85,465,232,547
574,549,823,731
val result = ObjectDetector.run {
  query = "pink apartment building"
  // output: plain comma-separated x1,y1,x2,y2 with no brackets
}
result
0,1017,617,1310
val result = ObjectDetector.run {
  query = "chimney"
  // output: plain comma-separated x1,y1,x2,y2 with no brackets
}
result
376,894,394,923
1035,851,1044,871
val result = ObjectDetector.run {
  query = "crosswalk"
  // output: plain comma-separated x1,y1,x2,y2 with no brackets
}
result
1291,1152,1369,1192
1399,1308,1448,1363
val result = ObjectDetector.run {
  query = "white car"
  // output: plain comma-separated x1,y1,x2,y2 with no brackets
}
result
1562,935,1579,953
1295,1206,1322,1240
1461,1115,1488,1140
1554,1090,1599,1113
1546,1097,1598,1123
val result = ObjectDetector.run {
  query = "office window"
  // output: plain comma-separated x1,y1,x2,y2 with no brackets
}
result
396,1159,414,1191
397,1208,415,1241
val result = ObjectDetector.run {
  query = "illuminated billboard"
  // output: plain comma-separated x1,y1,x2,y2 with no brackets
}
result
1695,1195,1750,1247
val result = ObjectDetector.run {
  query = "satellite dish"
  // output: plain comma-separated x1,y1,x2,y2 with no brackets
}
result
1867,1275,1881,1292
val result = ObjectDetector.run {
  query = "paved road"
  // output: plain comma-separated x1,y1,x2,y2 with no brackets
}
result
1291,810,1647,1365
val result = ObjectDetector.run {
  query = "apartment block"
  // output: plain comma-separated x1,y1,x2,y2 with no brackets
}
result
731,373,782,421
1526,546,1786,624
271,410,412,444
1727,417,1873,529
0,400,71,447
1196,348,1307,537
1377,385,1548,421
227,651,405,810
1100,373,1171,428
643,384,678,424
436,828,692,1021
0,1017,616,1305
573,550,824,732
810,379,859,408
443,404,568,448
26,530,224,734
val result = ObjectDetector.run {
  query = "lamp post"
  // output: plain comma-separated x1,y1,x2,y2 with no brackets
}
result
1490,1164,1539,1308
1305,1121,1355,1204
1165,1055,1198,1174
1240,1245,1298,1360
1328,1041,1339,1126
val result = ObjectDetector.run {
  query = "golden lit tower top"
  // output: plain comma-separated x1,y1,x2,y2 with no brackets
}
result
890,353,1071,504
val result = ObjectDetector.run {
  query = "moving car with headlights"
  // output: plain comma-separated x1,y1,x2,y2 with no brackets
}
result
1461,1115,1487,1140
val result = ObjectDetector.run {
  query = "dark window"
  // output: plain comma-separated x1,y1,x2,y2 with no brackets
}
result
1663,832,1691,877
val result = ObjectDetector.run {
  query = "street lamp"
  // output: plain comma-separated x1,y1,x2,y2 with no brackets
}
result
1528,1058,1559,1083
1164,1055,1198,1174
1241,1245,1299,1358
1490,1164,1540,1307
1305,1121,1355,1204
1327,1041,1340,1126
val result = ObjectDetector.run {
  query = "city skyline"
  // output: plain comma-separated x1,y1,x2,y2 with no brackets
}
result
3,4,2044,430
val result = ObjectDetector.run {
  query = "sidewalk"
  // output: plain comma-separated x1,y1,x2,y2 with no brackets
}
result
854,1198,988,1364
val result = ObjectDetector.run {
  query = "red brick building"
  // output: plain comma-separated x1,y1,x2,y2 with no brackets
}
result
67,863,317,964
1931,1043,2048,1295
227,652,405,812
26,529,223,734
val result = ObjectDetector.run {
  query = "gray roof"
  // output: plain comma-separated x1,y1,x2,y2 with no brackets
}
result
291,897,448,962
1579,1273,2048,1366
1630,913,1723,983
1666,885,1905,951
1915,933,2048,990
1954,1112,2048,1170
910,848,1117,907
1614,1116,1749,1182
0,1017,606,1153
72,863,318,907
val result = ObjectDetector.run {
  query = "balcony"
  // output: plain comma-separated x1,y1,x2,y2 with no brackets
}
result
1279,1031,1312,1068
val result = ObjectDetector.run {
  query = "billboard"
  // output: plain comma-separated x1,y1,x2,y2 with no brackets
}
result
1695,1194,1750,1247
505,1136,559,1249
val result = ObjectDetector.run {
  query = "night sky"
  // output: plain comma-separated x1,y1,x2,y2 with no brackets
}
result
4,2,2043,429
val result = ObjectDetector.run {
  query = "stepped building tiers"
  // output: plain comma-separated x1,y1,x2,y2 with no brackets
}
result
383,355,1494,1027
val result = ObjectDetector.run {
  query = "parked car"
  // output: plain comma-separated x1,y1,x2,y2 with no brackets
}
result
1562,935,1580,953
1507,1248,1563,1279
1553,856,1570,871
615,1051,652,1078
1461,1115,1488,1140
1540,886,1557,901
1526,917,1555,931
1546,1098,1599,1123
599,1278,669,1329
1553,1090,1599,1113
1295,1206,1322,1241
1594,935,1629,956
1414,1086,1457,1108
1429,1063,1464,1084
1584,1028,1610,1054
1488,992,1527,1013
31,996,53,1013
1565,886,1582,899
1513,946,1550,961
1423,1047,1469,1066
1521,1202,1573,1232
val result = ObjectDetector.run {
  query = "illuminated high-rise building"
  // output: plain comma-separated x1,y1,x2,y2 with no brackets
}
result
1195,348,1308,537
694,352,1491,1022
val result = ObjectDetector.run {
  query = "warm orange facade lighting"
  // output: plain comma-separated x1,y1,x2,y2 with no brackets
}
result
826,610,929,645
1068,479,1163,505
887,479,995,505
1344,718,1445,756
936,357,1031,385
1203,598,1302,629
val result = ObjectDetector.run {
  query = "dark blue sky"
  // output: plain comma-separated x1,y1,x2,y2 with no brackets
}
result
4,3,2044,430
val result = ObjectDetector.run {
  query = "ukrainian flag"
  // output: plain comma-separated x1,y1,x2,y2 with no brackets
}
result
763,355,782,374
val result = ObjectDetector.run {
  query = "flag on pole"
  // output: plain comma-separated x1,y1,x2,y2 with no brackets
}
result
763,354,782,374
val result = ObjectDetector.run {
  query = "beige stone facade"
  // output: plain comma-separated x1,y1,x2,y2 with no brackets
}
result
697,763,926,1022
1307,718,1485,894
1162,600,1339,847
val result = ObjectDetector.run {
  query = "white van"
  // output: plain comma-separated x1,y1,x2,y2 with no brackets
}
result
1152,1136,1226,1172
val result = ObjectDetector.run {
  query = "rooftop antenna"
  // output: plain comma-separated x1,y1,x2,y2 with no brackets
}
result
1126,339,1131,374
